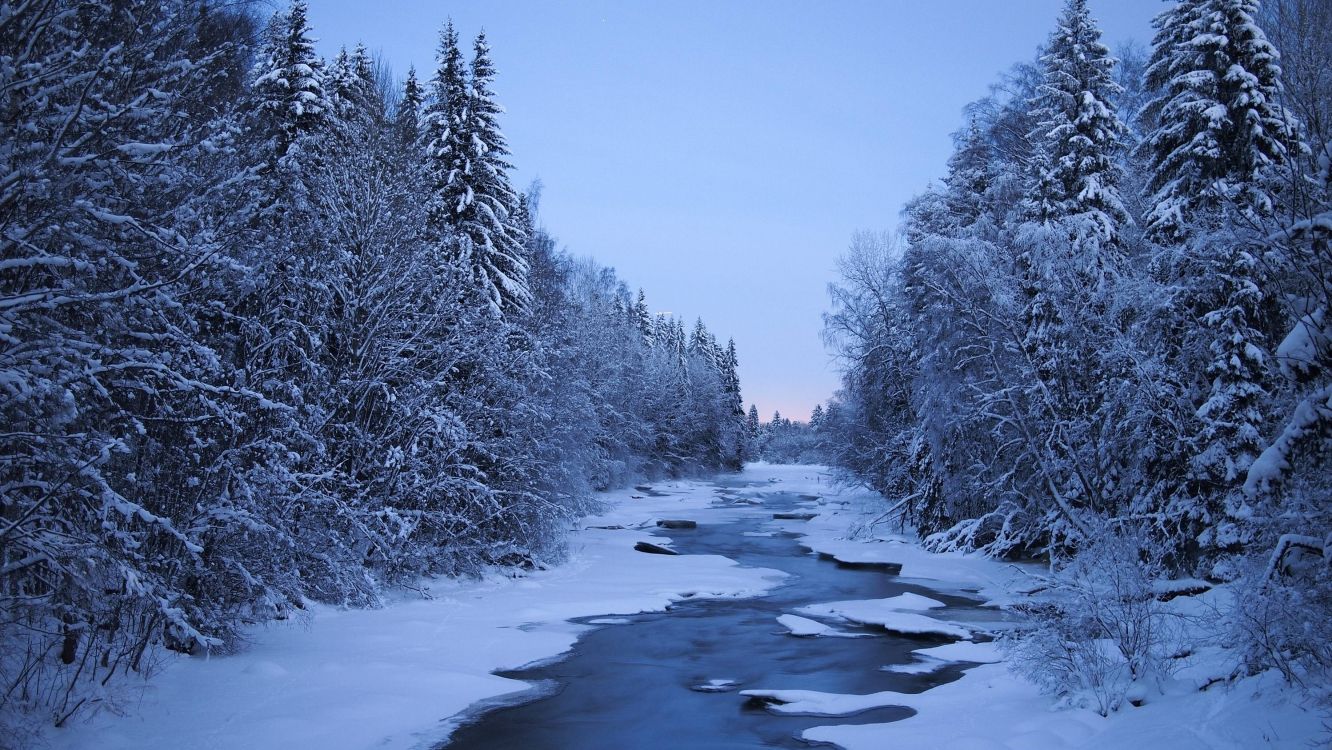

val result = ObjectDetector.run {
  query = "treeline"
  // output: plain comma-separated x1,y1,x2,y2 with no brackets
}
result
748,406,833,464
0,0,745,736
823,0,1329,701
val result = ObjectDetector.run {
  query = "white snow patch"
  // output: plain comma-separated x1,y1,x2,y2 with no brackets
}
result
797,598,971,639
778,613,832,636
914,640,1002,664
741,688,908,717
692,678,740,693
776,614,869,639
882,658,946,675
47,478,785,750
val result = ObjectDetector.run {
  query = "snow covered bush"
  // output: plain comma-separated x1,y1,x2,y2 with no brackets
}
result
1228,535,1332,697
1004,528,1188,716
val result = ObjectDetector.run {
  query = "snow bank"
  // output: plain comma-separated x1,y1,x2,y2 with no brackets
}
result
802,660,1325,750
741,687,908,717
776,614,868,638
797,601,972,639
47,478,785,750
778,613,835,636
765,467,1327,750
914,640,1002,664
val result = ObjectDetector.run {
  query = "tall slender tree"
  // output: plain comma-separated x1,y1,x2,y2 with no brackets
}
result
464,30,531,314
396,65,424,146
1031,0,1130,260
1143,0,1304,553
1143,0,1301,241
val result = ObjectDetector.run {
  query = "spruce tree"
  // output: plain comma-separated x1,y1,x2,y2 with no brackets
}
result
465,30,531,314
1143,0,1303,556
1031,0,1130,262
689,318,720,366
633,288,656,345
944,118,996,227
396,65,424,147
1143,0,1301,241
722,339,744,412
328,44,379,136
423,24,530,315
423,21,470,270
1021,0,1130,380
249,0,329,171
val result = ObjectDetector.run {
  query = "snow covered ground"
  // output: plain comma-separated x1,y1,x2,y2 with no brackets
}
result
758,466,1330,750
41,463,1329,749
43,477,786,750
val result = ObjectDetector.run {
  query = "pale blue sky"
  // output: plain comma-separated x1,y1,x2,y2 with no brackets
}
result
303,0,1160,420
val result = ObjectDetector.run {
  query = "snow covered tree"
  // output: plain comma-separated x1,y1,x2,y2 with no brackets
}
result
1019,0,1130,385
634,288,656,345
944,119,997,227
464,31,531,314
1029,0,1131,263
688,318,720,366
1143,0,1302,241
396,65,425,146
422,24,530,315
329,44,380,131
1141,0,1304,558
423,21,470,264
0,0,310,735
248,0,330,184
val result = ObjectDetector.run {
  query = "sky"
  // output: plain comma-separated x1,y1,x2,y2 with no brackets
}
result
302,0,1162,421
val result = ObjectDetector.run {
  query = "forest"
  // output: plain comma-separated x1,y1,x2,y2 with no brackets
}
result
0,0,748,736
821,0,1331,714
4,0,1331,746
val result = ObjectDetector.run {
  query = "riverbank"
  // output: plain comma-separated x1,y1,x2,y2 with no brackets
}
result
42,474,788,750
40,464,1325,749
777,472,1327,749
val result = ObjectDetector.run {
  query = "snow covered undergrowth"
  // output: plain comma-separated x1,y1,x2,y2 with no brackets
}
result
763,467,1329,749
43,479,786,750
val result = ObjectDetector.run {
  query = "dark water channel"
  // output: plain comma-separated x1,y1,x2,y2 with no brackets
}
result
441,480,990,749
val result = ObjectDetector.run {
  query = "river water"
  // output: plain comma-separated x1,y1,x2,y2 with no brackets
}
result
441,478,992,749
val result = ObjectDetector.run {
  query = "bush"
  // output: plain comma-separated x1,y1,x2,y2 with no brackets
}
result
1228,534,1332,697
1004,528,1187,716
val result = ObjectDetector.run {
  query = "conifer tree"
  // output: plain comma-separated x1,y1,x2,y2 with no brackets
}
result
944,119,996,227
1021,0,1131,381
249,0,329,172
423,21,470,268
396,65,424,147
722,339,744,411
689,318,720,366
1144,0,1304,551
1143,0,1301,241
810,404,826,430
634,288,656,345
422,24,530,315
1031,0,1130,262
464,30,531,314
